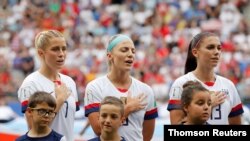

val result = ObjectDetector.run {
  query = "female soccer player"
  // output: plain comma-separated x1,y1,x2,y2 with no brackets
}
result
167,32,244,124
84,34,158,141
18,30,79,141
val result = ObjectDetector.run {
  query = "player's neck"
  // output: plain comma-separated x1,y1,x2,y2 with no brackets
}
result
108,71,130,84
193,70,215,83
39,67,60,81
108,73,131,90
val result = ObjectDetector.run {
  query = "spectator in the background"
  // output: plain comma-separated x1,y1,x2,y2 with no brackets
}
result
0,94,18,123
0,54,16,95
12,46,35,77
219,1,242,41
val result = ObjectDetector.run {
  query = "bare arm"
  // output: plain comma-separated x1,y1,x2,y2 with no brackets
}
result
88,112,101,136
229,115,242,124
169,109,185,124
143,119,155,141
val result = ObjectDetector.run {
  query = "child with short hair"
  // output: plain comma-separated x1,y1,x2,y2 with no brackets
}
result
180,81,212,125
16,91,66,141
88,96,126,141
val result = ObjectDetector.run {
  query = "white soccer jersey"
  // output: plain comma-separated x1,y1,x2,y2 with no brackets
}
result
84,75,158,141
18,71,80,141
167,72,244,124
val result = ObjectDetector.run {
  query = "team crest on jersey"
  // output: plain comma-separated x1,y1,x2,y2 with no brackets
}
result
67,87,73,95
86,90,94,103
172,87,182,99
221,89,229,96
86,89,92,96
20,87,34,100
120,97,127,105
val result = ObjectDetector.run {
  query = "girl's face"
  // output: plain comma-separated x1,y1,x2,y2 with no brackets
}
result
99,104,123,133
184,91,212,124
38,37,67,71
192,36,221,69
107,40,135,71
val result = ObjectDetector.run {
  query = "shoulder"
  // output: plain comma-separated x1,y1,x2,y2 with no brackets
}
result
59,73,75,83
18,71,40,96
51,130,64,139
132,77,151,89
205,122,211,125
121,136,127,141
21,71,40,84
60,136,67,141
216,75,235,86
131,77,155,96
171,73,192,87
15,134,28,141
86,75,107,87
88,137,100,141
24,71,39,78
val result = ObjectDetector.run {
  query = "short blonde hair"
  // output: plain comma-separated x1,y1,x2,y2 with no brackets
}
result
35,30,64,50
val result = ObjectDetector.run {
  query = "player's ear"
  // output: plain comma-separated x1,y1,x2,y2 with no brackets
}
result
192,48,198,58
38,49,44,57
107,52,112,58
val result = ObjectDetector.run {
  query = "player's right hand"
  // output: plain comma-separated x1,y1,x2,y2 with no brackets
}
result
126,92,148,112
210,91,226,107
54,82,70,102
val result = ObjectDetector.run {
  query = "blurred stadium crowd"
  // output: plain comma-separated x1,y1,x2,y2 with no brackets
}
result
0,0,250,112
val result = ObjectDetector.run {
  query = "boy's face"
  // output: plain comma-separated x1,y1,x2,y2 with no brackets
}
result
99,104,123,133
27,102,56,128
